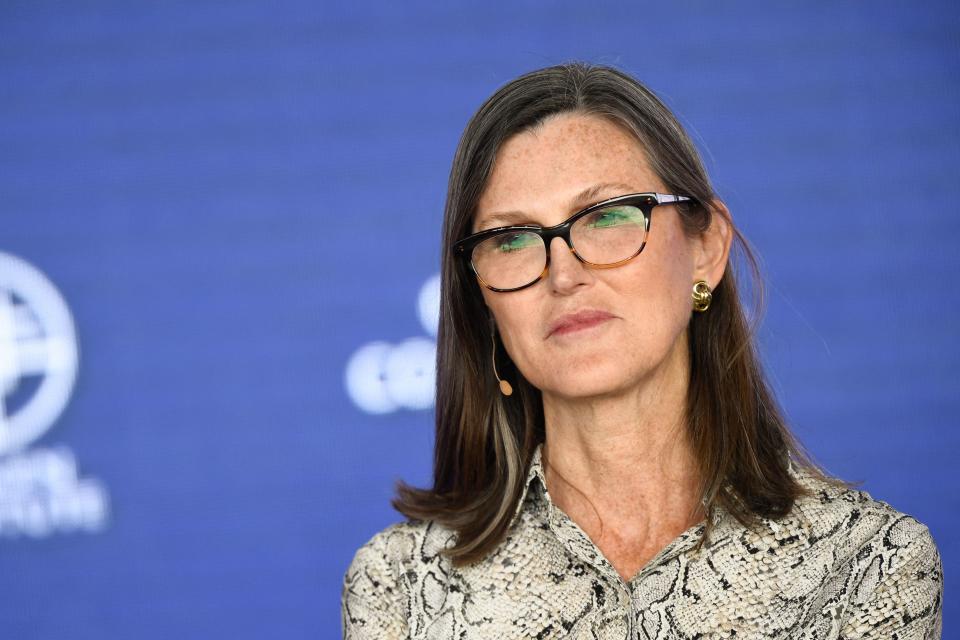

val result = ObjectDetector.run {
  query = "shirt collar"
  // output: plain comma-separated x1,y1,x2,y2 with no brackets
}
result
507,442,547,530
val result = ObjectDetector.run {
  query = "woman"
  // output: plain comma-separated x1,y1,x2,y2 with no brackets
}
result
341,62,943,639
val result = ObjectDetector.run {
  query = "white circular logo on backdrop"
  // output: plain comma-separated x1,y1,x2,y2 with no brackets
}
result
345,338,436,414
0,252,79,456
345,274,440,414
417,273,440,338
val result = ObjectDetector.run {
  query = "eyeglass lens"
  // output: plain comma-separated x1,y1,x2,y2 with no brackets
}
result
471,203,648,290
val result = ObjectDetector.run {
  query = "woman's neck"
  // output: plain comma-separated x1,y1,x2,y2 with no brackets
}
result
538,341,704,542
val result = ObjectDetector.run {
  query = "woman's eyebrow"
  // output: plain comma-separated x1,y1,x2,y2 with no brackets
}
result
476,181,638,229
570,181,637,209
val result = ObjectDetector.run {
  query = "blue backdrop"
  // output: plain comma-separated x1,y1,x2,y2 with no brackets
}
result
1,2,957,638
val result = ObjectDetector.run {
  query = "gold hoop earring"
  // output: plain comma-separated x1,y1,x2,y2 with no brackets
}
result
490,327,513,396
692,280,712,312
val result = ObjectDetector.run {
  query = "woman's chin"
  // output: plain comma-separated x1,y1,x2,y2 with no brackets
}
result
538,371,636,401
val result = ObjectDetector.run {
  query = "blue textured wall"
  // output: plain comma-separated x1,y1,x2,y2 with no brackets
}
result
1,2,957,637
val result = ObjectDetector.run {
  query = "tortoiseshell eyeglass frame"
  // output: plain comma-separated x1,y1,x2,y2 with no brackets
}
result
453,192,695,293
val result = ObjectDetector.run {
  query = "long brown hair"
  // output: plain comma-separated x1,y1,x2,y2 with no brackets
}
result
393,61,853,567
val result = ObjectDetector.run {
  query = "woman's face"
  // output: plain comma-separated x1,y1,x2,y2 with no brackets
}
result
473,112,728,400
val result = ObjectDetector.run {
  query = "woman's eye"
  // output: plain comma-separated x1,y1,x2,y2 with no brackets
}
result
497,233,539,253
586,208,633,228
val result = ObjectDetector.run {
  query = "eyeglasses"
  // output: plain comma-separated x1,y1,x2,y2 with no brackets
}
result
454,192,694,292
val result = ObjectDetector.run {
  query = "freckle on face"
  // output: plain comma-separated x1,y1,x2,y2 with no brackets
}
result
474,113,695,399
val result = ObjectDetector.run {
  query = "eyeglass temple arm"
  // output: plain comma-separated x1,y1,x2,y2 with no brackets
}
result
655,193,692,204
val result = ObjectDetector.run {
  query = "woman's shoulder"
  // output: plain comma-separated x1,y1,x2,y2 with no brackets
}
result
341,519,457,637
786,462,938,552
781,464,944,635
783,464,941,605
343,518,456,588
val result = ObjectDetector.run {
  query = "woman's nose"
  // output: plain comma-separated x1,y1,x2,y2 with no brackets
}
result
546,236,592,292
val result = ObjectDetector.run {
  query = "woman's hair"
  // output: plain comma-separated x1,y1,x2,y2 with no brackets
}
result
392,61,853,567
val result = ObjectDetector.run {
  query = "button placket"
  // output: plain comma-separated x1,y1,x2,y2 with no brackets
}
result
543,498,645,640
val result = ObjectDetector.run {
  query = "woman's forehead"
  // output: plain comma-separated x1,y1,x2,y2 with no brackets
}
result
473,115,662,228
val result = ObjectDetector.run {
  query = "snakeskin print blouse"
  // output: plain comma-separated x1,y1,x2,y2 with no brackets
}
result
341,443,943,639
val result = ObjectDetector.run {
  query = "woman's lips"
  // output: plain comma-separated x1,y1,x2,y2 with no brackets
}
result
547,309,616,338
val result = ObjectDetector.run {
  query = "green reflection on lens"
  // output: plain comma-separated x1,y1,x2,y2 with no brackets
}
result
585,207,641,229
496,233,540,253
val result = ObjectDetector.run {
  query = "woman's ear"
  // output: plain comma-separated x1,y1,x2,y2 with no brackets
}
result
693,199,734,287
